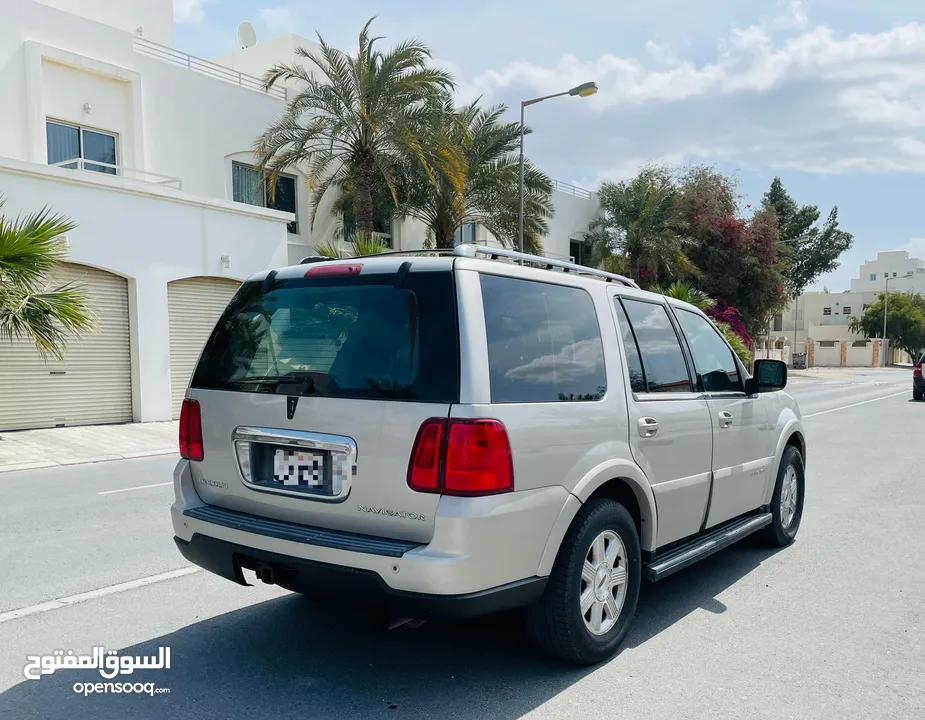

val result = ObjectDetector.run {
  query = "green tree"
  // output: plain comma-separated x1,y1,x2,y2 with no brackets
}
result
399,100,554,251
592,165,696,286
677,168,790,340
254,17,464,236
761,177,853,296
849,292,925,360
0,199,95,359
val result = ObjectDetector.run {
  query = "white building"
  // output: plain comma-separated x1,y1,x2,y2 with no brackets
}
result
0,0,600,431
771,250,925,359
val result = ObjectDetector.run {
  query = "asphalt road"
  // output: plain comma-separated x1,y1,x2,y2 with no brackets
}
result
0,369,921,719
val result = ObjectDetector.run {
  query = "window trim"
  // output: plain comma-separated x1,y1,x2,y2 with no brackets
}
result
46,118,119,172
231,160,299,235
614,294,699,401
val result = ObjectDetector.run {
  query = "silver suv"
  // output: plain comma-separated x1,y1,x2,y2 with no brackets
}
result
171,244,806,665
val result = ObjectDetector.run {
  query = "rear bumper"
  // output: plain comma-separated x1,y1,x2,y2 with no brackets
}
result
174,533,546,621
172,459,567,604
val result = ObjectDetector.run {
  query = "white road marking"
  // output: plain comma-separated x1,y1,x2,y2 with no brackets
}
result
0,567,201,624
96,481,173,495
803,390,910,419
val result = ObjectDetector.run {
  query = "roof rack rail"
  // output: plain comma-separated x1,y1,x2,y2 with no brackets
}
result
452,243,639,288
299,249,455,264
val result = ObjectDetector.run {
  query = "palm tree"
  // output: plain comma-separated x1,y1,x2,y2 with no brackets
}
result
398,100,554,252
593,166,696,286
313,232,390,258
0,198,94,359
254,17,464,237
652,280,714,311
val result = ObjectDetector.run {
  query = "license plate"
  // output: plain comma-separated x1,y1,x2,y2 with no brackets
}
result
273,448,325,489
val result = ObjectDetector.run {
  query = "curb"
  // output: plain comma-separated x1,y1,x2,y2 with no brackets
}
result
0,448,177,474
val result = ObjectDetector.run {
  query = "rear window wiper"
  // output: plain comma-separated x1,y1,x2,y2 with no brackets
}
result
231,374,315,394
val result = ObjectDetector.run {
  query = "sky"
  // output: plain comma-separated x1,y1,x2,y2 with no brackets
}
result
173,0,925,290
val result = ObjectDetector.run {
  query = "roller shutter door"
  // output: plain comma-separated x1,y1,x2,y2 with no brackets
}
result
168,277,241,418
0,263,133,430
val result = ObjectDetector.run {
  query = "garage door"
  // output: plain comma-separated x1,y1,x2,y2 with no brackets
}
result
168,277,241,418
0,263,133,431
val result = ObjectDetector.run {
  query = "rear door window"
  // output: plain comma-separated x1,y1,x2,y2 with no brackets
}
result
480,274,606,403
619,298,693,394
191,271,459,403
674,309,743,392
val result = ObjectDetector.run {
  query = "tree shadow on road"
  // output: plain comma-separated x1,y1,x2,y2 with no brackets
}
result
0,541,784,720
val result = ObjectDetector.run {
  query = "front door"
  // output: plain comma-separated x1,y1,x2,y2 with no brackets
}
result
671,307,771,527
613,295,715,547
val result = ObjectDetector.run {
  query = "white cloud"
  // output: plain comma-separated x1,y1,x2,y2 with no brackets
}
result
459,5,925,178
900,237,925,260
174,0,218,24
258,6,296,36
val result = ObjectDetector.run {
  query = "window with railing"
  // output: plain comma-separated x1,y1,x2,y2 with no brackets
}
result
823,307,832,315
232,162,298,234
46,120,117,175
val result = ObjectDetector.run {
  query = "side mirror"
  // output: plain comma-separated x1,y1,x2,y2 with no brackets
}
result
745,359,788,395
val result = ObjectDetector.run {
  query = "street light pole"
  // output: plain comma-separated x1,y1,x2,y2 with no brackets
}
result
518,81,598,255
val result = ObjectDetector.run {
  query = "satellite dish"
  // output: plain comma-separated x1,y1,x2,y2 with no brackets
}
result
237,22,257,48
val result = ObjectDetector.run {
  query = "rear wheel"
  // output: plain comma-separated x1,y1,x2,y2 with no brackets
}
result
525,498,641,665
914,388,924,401
759,445,805,547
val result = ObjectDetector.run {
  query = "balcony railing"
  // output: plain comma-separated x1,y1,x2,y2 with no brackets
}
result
551,179,592,199
133,37,287,101
51,159,183,189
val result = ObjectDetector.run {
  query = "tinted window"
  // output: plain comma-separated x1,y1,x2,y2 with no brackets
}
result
192,271,459,403
675,309,743,392
614,300,646,393
480,274,606,403
620,298,692,393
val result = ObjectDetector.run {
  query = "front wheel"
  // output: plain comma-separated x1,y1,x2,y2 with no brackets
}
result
525,498,641,665
759,445,805,547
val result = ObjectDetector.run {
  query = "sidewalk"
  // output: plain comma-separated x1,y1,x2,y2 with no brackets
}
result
0,421,178,473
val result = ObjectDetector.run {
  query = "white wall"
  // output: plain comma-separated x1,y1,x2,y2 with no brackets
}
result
0,157,290,422
813,343,842,367
34,0,174,47
545,188,600,259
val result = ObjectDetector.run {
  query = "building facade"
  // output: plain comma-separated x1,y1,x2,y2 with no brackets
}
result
0,0,601,430
770,251,925,364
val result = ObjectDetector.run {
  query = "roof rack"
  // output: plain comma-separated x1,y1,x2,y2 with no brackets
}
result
453,243,639,288
299,249,455,264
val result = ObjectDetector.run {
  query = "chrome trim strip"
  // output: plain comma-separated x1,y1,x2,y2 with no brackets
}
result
232,426,357,503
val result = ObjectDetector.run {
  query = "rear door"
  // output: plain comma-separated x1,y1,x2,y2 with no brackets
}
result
613,295,714,547
186,262,460,544
671,307,771,527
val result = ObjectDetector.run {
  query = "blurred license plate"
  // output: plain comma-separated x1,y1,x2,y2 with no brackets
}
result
273,448,325,490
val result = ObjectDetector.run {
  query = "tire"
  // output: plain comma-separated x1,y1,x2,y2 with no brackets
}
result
914,388,924,402
759,445,805,547
525,498,641,666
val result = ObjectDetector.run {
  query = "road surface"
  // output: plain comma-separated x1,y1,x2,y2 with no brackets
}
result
0,369,921,719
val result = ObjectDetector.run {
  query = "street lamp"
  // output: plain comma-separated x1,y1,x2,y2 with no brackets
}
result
881,274,912,366
790,235,812,360
518,81,598,255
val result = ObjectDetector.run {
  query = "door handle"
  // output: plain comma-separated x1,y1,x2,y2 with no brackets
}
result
638,417,659,438
718,411,733,428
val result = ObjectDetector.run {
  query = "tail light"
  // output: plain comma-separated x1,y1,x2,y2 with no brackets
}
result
179,399,204,461
408,418,513,496
915,364,922,377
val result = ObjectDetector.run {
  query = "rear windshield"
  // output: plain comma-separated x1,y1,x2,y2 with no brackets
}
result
191,269,459,403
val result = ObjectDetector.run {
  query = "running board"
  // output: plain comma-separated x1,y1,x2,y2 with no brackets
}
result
645,513,773,582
